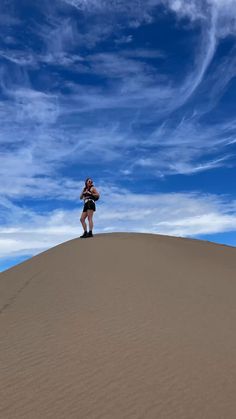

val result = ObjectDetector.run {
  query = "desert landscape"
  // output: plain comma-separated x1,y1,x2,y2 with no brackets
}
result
1,233,236,418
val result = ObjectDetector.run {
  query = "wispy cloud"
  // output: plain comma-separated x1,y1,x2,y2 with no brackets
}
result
1,187,236,264
2,0,236,117
127,115,236,176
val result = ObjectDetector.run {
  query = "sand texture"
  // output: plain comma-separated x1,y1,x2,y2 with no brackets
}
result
1,233,236,418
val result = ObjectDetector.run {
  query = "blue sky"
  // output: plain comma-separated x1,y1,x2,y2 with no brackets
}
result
1,0,236,271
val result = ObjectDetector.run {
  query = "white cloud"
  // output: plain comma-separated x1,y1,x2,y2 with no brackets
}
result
0,84,235,198
60,0,236,105
131,116,236,176
115,35,133,45
0,46,235,195
61,0,236,39
168,156,231,175
1,188,236,265
155,213,236,235
10,89,59,124
2,0,235,120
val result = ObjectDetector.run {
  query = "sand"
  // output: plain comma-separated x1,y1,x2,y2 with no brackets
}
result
1,232,236,418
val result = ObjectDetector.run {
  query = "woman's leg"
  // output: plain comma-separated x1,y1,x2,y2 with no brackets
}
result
80,211,88,232
87,210,94,232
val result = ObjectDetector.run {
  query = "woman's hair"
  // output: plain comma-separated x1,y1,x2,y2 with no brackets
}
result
84,178,93,190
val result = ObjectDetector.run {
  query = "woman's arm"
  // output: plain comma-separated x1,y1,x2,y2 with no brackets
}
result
91,187,99,199
80,189,85,200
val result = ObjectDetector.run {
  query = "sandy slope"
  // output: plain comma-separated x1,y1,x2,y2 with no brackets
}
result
1,233,236,419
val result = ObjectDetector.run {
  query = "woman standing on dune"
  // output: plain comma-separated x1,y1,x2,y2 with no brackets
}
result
80,178,100,238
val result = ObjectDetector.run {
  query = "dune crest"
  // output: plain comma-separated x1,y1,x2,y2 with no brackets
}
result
1,233,236,418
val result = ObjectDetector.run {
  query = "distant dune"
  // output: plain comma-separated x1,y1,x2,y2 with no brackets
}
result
1,233,236,418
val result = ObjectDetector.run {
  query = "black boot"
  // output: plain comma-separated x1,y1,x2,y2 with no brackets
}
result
80,231,88,238
87,230,93,238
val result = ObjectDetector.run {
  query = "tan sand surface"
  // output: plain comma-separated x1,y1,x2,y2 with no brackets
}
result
1,233,236,418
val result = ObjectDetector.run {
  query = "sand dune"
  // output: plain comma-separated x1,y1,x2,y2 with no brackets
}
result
1,233,236,418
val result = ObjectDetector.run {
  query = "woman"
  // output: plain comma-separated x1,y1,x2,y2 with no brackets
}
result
80,178,99,238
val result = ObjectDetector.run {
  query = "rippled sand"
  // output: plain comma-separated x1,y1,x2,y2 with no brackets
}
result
1,233,236,418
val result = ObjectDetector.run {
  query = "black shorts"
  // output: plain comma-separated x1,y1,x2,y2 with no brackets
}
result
83,200,96,212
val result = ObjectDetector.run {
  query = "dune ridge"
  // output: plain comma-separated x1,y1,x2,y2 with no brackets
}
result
1,233,236,418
